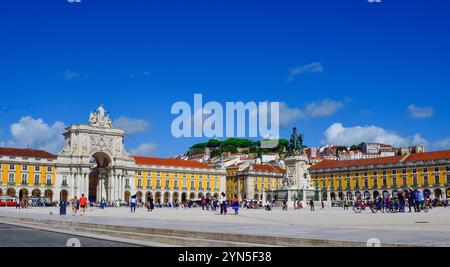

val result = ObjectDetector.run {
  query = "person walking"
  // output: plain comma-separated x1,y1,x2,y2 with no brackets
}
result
220,192,227,215
130,194,137,213
282,200,288,211
309,199,315,211
321,200,325,210
71,196,78,215
201,197,206,210
232,194,239,215
147,194,154,212
79,194,87,216
15,198,21,210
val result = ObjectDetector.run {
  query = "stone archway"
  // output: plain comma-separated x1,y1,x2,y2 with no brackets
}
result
124,191,131,203
338,192,343,200
60,190,69,202
155,192,161,203
163,192,170,204
32,189,41,197
197,192,204,199
7,188,16,197
373,191,380,199
434,189,442,199
189,192,195,200
44,189,53,202
89,152,111,203
145,191,153,202
136,191,143,203
19,188,29,200
330,192,336,201
213,193,219,199
181,192,187,202
173,192,179,203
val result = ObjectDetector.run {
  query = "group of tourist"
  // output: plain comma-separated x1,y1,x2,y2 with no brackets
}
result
68,194,88,216
348,188,448,212
125,192,244,215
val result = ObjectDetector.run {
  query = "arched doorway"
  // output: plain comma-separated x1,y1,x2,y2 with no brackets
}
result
382,190,389,198
197,192,204,199
32,189,41,197
60,190,68,202
19,188,29,200
254,194,259,200
205,192,211,200
364,191,371,200
163,192,170,203
346,191,353,200
172,192,179,203
136,191,143,203
266,194,272,202
145,191,152,202
373,191,380,199
189,192,195,200
155,192,161,203
355,191,362,199
338,192,343,200
330,192,336,201
88,152,111,202
7,188,16,197
44,189,53,202
124,191,131,203
434,189,442,199
213,193,219,199
181,192,187,202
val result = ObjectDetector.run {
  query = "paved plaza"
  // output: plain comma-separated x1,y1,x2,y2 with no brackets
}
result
1,206,450,246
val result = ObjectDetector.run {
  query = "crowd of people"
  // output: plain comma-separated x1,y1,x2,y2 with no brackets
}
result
345,188,448,212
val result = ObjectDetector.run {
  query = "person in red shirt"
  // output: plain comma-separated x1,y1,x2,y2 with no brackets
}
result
79,194,87,216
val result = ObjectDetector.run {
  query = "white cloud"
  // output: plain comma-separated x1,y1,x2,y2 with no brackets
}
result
432,137,450,150
279,99,345,127
130,142,157,156
113,116,150,136
407,104,434,119
287,62,323,82
63,70,80,81
1,116,66,153
322,123,427,147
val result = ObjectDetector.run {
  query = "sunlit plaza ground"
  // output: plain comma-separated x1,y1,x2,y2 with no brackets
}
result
1,206,450,246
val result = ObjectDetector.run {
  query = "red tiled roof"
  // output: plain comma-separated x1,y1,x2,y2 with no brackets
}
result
309,150,450,171
309,155,405,171
406,150,450,162
242,164,285,174
0,147,56,159
133,156,213,169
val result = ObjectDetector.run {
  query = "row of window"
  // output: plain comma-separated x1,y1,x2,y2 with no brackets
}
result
5,173,53,185
137,171,214,180
136,178,219,190
314,174,450,189
315,166,450,180
0,164,53,172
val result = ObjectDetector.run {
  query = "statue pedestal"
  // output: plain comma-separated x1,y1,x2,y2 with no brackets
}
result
270,154,316,208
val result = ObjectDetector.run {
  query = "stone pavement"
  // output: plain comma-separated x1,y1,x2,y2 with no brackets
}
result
1,206,449,246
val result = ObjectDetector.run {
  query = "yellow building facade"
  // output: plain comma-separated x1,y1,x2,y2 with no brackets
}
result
226,163,284,202
309,150,450,201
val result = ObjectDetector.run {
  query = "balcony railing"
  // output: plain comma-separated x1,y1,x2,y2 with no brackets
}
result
8,181,15,185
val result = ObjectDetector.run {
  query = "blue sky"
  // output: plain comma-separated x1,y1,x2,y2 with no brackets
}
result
1,0,450,157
